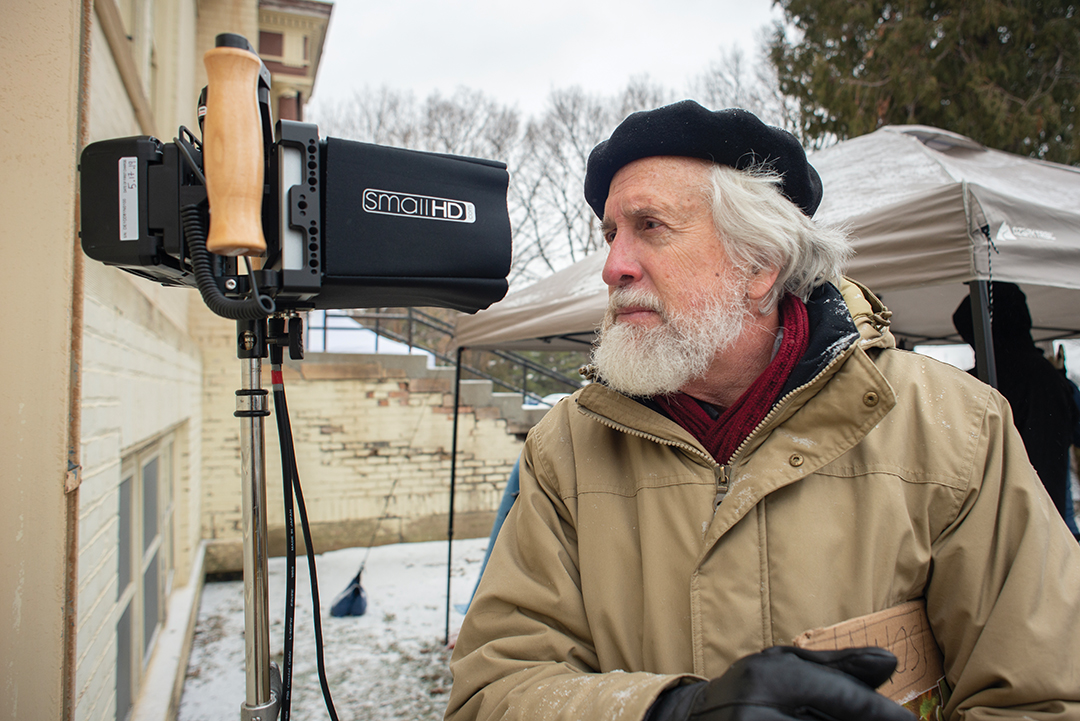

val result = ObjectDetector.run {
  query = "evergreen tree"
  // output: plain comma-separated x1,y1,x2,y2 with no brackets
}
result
769,0,1079,163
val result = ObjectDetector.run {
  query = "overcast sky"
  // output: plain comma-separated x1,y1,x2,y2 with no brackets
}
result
310,0,783,118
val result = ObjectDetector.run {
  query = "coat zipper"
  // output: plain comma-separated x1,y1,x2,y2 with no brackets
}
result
714,339,862,506
713,465,730,509
577,407,737,514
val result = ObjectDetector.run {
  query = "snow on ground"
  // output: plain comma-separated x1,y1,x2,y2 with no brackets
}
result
179,537,488,721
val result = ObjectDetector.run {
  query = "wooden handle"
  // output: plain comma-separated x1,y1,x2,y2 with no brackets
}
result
203,45,267,256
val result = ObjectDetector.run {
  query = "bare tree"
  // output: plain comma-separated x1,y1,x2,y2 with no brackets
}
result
689,43,805,142
511,87,610,281
616,74,672,119
419,88,521,159
313,86,521,158
313,86,421,147
509,80,672,284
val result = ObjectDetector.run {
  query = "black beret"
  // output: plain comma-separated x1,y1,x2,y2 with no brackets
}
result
584,100,822,218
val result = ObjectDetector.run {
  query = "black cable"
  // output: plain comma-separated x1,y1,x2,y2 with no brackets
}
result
271,350,339,721
292,440,340,721
180,204,276,320
175,131,206,186
271,347,297,720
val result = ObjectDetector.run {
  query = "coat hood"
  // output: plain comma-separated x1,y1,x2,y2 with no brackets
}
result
838,277,895,352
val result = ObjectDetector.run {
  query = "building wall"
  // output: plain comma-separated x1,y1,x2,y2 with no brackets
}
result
192,306,525,572
195,0,260,90
77,262,203,720
0,2,85,718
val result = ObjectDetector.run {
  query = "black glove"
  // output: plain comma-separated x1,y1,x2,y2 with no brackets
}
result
646,646,916,721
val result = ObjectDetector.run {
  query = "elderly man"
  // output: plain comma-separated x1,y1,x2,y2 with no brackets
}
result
445,102,1080,721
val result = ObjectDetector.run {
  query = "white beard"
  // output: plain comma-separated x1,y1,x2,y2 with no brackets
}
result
591,280,751,397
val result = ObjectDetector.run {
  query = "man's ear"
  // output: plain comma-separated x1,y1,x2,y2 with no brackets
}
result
746,266,781,304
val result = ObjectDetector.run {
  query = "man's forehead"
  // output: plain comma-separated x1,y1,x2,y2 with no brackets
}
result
603,156,712,221
610,155,714,185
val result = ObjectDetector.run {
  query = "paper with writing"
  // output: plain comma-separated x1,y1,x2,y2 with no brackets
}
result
793,599,951,719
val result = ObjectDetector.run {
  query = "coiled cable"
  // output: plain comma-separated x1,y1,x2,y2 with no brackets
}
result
180,203,275,320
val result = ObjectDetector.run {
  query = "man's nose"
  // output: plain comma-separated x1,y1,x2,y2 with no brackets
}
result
601,235,642,288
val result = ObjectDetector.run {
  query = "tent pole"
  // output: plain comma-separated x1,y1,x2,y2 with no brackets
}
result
446,347,464,644
968,281,998,388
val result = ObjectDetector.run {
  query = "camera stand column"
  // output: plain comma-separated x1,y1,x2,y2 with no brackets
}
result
235,319,281,721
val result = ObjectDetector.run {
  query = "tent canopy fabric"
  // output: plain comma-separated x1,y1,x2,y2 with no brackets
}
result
454,252,608,351
815,125,1080,343
454,124,1080,350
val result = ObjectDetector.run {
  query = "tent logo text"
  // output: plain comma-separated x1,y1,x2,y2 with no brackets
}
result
362,188,476,223
997,223,1055,242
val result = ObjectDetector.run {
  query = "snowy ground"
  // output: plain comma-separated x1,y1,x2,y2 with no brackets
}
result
178,537,488,721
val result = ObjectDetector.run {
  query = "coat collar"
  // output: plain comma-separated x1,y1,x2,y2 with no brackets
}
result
779,281,862,398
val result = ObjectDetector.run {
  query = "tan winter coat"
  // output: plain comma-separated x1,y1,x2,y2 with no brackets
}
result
446,281,1080,721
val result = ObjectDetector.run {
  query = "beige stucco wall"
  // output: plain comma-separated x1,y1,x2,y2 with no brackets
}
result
0,1,84,718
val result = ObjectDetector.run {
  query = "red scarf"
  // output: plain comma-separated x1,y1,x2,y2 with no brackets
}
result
655,293,810,464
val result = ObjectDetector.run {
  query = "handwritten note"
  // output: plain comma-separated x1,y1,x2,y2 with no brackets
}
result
793,599,950,718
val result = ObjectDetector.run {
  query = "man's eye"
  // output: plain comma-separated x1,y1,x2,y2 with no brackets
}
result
604,230,616,244
643,220,661,230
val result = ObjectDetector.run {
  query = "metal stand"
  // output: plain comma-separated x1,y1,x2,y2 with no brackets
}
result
968,280,999,388
235,319,282,721
445,347,464,645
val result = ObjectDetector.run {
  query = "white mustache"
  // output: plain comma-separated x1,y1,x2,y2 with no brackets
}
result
608,287,667,320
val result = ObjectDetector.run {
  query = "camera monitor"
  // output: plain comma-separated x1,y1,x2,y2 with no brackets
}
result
79,78,512,316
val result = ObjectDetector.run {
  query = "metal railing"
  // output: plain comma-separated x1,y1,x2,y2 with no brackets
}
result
305,308,584,405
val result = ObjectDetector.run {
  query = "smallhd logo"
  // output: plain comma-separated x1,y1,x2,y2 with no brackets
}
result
362,188,476,223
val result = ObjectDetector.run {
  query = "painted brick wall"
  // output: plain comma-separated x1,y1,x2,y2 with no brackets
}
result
75,3,204,719
192,307,527,571
77,263,203,721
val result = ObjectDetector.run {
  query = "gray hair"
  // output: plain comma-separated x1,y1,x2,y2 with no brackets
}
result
705,163,852,314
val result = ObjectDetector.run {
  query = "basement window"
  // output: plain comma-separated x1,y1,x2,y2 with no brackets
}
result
115,435,175,721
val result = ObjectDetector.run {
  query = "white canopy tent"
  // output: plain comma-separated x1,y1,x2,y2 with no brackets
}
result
454,124,1080,353
815,125,1080,345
